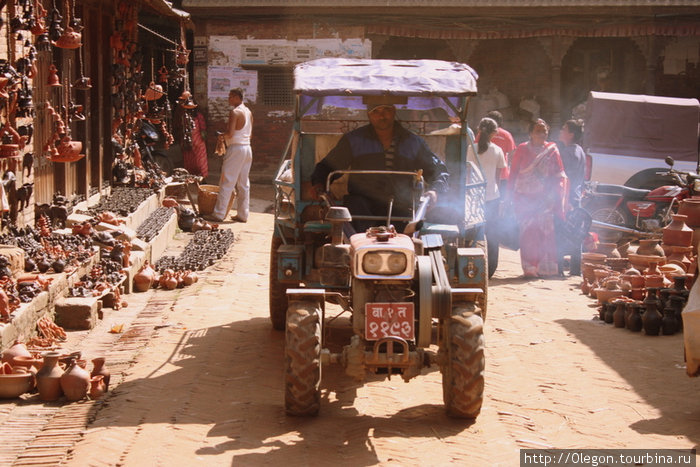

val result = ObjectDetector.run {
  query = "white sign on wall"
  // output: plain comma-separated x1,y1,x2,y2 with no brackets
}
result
207,66,258,102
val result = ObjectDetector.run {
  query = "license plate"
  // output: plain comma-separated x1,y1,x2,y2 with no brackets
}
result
365,302,415,341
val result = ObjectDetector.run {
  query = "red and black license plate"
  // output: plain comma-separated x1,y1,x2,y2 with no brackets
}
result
365,302,415,341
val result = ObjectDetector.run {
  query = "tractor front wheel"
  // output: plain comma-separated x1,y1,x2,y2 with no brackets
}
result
440,301,485,419
284,299,322,416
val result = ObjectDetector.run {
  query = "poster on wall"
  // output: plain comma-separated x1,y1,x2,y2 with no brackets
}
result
207,66,258,102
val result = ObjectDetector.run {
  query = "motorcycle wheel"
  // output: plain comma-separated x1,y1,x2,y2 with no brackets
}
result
590,206,628,244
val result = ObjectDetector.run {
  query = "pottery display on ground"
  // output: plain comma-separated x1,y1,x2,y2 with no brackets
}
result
636,239,665,257
1,341,32,366
90,357,110,391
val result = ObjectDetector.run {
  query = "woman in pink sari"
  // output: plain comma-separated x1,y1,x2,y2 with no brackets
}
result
508,119,568,277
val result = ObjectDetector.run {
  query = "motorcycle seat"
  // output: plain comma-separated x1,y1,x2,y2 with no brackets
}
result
594,183,650,200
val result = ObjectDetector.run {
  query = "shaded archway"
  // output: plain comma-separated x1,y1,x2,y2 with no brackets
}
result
467,38,551,138
560,37,646,120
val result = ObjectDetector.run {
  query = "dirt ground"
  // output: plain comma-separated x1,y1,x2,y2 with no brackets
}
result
56,183,700,466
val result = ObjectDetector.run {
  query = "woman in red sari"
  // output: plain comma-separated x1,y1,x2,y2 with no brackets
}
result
508,119,568,277
182,107,209,179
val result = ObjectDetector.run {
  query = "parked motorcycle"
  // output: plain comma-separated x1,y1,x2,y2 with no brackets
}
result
135,119,174,176
582,156,700,243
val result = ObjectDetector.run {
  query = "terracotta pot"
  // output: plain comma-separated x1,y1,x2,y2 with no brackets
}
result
642,300,663,336
629,288,645,301
678,197,700,227
36,351,64,401
89,375,106,399
60,358,90,402
644,274,665,288
637,239,665,257
133,263,155,292
667,245,692,272
90,357,110,391
53,26,82,49
0,372,34,399
12,355,43,373
596,242,621,258
1,341,32,366
662,214,693,247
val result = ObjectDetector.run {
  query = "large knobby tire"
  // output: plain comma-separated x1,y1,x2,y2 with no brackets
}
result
269,235,296,330
441,302,485,419
285,300,322,416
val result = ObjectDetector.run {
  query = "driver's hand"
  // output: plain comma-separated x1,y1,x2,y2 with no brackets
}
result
425,190,438,207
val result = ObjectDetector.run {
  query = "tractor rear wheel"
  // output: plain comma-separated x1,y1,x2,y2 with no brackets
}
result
440,301,485,419
285,299,322,416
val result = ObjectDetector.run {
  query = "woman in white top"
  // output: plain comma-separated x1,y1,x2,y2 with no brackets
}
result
468,117,506,277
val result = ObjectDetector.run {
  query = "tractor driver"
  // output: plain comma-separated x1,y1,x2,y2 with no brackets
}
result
311,96,449,233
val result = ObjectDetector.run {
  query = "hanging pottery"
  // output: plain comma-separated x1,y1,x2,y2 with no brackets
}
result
47,64,61,86
54,25,82,49
144,82,164,101
176,44,190,66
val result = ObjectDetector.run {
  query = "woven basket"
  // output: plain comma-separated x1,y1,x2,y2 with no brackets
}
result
198,185,235,216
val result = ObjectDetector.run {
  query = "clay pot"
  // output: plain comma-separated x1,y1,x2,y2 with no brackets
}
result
637,239,665,257
667,246,692,272
57,136,83,158
47,64,61,86
90,357,110,391
644,274,665,288
133,262,156,292
612,299,628,328
662,214,693,247
629,288,645,301
0,372,34,399
53,26,82,49
642,300,662,336
596,242,621,258
626,302,644,332
678,197,700,227
2,341,32,366
36,351,64,401
12,355,43,373
60,357,90,402
89,375,106,399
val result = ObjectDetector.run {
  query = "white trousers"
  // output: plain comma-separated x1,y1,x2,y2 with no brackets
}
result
212,144,252,221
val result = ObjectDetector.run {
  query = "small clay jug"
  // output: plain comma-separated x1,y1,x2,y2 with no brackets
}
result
661,304,678,335
36,351,64,401
604,302,615,324
637,239,665,257
642,300,662,336
626,303,644,332
90,357,110,391
662,214,693,247
89,375,106,399
612,299,627,328
670,294,685,331
60,357,90,402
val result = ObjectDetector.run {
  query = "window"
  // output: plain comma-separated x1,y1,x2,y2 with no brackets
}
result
259,68,294,107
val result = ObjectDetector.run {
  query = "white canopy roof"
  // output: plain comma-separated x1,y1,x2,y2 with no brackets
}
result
294,58,478,97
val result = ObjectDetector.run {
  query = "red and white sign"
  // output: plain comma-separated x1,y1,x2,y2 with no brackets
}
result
365,302,415,341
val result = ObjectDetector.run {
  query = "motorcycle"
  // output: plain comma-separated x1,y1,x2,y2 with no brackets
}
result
134,119,174,176
582,156,700,243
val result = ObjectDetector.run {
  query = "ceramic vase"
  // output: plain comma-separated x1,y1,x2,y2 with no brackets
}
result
60,357,90,402
637,239,665,257
661,305,678,335
627,303,644,332
678,197,700,227
612,300,627,328
596,242,621,258
1,341,32,366
36,351,64,401
90,357,110,391
89,375,106,399
642,300,662,336
662,214,693,247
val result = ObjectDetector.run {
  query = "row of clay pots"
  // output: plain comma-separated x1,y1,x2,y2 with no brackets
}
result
1,342,109,401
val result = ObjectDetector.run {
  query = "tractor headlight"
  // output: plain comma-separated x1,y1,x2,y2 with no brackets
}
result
387,253,407,273
363,253,384,274
361,251,408,275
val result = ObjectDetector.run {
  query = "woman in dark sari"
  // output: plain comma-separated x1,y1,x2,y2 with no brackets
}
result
508,119,568,277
